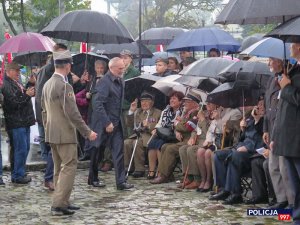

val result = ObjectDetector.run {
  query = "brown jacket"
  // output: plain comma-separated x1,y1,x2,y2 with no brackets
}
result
41,73,91,144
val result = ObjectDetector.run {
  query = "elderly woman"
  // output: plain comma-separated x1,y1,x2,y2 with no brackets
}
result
147,91,184,179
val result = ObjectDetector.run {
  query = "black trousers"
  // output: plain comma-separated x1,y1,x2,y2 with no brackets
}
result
88,145,105,183
251,156,275,200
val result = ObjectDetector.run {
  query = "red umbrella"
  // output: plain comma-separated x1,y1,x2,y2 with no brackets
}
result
0,32,55,54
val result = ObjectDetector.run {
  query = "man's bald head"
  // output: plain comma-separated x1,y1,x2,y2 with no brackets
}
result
109,57,126,77
290,43,300,61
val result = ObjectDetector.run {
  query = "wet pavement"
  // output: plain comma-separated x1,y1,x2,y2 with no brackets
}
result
0,167,291,225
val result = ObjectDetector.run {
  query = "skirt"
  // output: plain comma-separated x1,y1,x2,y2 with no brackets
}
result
148,136,166,150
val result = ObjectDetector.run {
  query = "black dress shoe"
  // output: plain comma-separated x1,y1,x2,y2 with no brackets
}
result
268,198,277,207
244,197,269,205
196,187,203,192
0,178,5,185
117,182,134,190
79,154,90,161
68,205,80,210
268,201,288,209
209,190,230,201
223,194,243,205
89,181,106,188
51,207,75,216
132,171,145,178
12,176,32,184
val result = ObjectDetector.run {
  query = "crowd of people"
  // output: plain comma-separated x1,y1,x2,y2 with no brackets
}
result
0,41,299,223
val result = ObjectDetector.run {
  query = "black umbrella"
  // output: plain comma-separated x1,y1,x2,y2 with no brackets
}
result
71,52,109,77
13,51,50,66
124,74,167,110
137,27,187,45
92,41,153,58
238,33,264,52
41,10,133,44
206,82,262,109
215,0,300,25
175,76,219,93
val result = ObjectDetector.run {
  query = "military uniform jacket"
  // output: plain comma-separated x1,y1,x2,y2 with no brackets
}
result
127,107,161,147
41,73,91,144
175,109,199,143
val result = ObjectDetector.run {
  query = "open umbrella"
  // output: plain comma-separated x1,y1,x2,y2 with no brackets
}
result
13,51,50,66
176,76,219,93
215,0,300,25
151,75,187,95
167,27,240,52
240,37,291,60
137,27,187,45
179,57,236,79
41,10,133,44
238,33,264,52
92,41,153,58
0,32,55,54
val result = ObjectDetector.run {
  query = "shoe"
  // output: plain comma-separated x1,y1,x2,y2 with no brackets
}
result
200,187,212,193
268,198,277,207
196,187,203,192
177,179,192,188
0,178,5,186
51,207,75,216
150,175,169,184
147,171,156,180
223,194,243,205
117,182,134,190
244,197,269,205
88,180,106,188
100,162,112,172
209,190,230,201
185,181,200,189
44,181,55,191
68,205,80,210
79,154,90,161
268,201,288,209
12,176,32,184
132,171,145,178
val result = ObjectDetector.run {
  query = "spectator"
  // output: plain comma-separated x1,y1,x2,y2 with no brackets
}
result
208,48,221,57
153,58,174,77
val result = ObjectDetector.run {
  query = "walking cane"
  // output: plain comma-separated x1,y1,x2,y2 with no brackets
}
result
126,130,141,179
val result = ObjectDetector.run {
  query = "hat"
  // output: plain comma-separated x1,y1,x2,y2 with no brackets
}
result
155,58,169,65
120,49,133,58
5,62,21,70
140,92,154,101
53,50,73,65
183,90,202,103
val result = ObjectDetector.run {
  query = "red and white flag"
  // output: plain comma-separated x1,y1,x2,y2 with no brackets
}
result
156,44,164,52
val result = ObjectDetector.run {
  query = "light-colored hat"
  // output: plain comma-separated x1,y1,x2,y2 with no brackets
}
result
5,62,21,70
53,50,73,65
120,49,133,58
183,90,202,104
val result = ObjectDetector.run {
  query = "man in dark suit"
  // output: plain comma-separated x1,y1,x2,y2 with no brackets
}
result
272,41,300,225
90,57,134,190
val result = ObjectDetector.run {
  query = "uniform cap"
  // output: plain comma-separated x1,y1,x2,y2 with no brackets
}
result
53,50,73,65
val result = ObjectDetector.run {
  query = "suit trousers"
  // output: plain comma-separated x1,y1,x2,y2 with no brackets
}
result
285,157,300,224
269,151,295,204
50,143,77,208
179,145,199,175
159,142,185,178
251,157,275,199
124,138,145,171
88,145,105,182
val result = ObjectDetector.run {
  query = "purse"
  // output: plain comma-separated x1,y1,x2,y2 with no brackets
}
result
156,127,178,143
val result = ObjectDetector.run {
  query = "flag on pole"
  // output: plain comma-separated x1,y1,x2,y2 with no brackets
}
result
156,44,164,52
80,42,88,53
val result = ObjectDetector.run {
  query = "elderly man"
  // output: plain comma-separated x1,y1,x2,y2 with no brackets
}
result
90,57,134,190
152,58,174,77
2,62,35,184
151,90,201,184
120,49,140,80
42,50,97,216
271,41,300,225
124,92,161,178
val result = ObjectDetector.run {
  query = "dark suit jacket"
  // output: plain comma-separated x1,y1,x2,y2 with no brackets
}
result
90,71,124,147
272,64,300,157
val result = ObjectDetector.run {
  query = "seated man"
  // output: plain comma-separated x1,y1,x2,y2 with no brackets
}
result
209,98,265,205
152,58,175,77
150,90,201,184
124,92,161,178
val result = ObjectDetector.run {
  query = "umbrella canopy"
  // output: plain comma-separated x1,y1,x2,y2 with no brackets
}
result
266,16,300,42
13,51,50,66
167,27,240,52
125,74,167,110
215,0,300,25
140,51,180,66
41,10,133,44
0,32,55,54
71,52,109,77
151,75,187,96
179,57,236,79
240,37,291,60
207,82,262,108
176,76,219,93
137,27,187,45
92,41,153,58
238,33,264,52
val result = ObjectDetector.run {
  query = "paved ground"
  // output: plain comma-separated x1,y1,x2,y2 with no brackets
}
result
0,168,291,225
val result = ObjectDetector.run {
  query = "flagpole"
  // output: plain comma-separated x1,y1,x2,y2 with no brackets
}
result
138,0,142,72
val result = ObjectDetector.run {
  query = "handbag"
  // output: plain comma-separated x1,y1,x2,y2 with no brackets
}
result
156,127,178,143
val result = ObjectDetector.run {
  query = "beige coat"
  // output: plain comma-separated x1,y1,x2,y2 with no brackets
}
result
41,73,91,144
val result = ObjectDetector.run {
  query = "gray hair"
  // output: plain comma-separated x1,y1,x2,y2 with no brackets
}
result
108,57,123,69
95,60,107,68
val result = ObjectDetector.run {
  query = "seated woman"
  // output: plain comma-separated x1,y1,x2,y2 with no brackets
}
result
147,91,184,179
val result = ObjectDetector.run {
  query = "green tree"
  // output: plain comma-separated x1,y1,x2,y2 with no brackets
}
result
241,24,276,38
